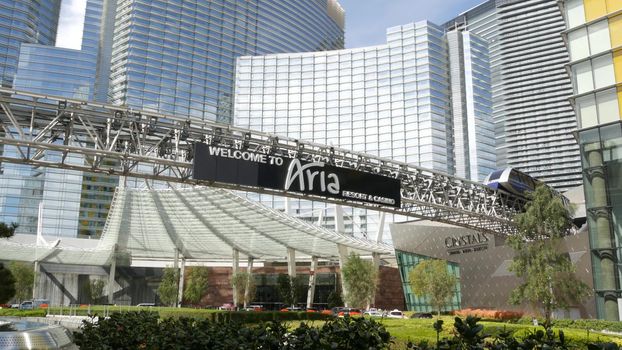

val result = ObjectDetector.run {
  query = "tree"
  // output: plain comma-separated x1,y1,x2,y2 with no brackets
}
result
231,272,255,308
409,259,457,317
277,274,307,308
0,263,16,304
8,261,34,302
508,184,589,326
158,267,179,307
86,279,106,304
341,253,378,309
184,266,209,305
0,222,18,238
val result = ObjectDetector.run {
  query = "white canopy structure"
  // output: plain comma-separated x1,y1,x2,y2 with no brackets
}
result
101,186,393,262
1,186,393,266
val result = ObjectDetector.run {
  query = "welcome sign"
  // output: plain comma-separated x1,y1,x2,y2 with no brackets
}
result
192,143,401,208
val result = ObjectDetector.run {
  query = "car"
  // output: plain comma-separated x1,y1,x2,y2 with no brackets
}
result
219,303,235,311
364,310,384,317
337,308,362,317
386,309,405,319
18,299,49,310
136,303,156,307
279,307,304,312
243,305,263,312
411,312,433,319
18,301,33,310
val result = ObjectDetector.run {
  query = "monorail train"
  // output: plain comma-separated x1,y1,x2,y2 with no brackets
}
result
483,168,540,196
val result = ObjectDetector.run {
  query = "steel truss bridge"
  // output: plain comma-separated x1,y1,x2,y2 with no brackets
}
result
0,88,525,235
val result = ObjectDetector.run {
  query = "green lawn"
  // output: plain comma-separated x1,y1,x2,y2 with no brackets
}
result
369,316,622,348
3,307,622,348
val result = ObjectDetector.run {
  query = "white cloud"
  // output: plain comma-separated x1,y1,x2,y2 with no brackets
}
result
55,0,87,50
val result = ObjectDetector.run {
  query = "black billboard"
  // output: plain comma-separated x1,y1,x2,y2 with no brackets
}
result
192,143,401,208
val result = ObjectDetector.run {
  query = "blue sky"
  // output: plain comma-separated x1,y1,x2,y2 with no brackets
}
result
337,0,487,48
56,0,488,50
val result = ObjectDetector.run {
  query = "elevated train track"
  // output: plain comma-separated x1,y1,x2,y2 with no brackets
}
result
0,88,525,235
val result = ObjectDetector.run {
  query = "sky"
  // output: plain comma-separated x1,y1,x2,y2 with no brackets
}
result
337,0,487,48
55,0,487,50
56,0,86,50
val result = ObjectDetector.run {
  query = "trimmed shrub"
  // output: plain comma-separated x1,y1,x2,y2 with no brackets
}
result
74,311,391,350
453,308,524,321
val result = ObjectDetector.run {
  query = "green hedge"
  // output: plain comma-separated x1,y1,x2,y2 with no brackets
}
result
0,306,330,323
74,311,390,350
158,310,331,323
516,317,622,333
0,309,46,317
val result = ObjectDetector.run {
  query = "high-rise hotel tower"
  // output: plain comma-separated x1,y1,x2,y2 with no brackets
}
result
560,0,622,321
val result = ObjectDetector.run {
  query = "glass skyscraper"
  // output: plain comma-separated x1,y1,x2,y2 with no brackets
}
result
0,0,345,238
233,21,495,236
108,0,345,124
0,0,61,87
445,0,583,191
561,0,622,321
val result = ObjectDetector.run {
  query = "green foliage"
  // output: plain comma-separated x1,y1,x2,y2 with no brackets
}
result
0,263,16,304
231,271,256,307
184,266,209,305
0,222,18,238
408,259,457,317
406,316,580,350
341,252,378,309
508,185,590,325
276,274,307,308
8,261,34,302
158,267,179,307
327,290,344,308
87,279,106,304
73,311,390,349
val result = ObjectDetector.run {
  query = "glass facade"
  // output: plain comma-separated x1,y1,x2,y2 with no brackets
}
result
395,250,461,312
562,0,622,320
0,0,61,87
108,0,344,124
445,0,583,191
448,31,495,180
14,45,95,99
0,0,344,238
234,21,494,237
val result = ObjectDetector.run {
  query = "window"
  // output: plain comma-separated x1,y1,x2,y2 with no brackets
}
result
576,94,598,128
568,28,590,61
588,20,611,55
593,54,615,89
596,89,619,123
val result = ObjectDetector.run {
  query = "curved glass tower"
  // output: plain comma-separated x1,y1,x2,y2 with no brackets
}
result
561,0,622,321
0,0,61,87
108,0,345,124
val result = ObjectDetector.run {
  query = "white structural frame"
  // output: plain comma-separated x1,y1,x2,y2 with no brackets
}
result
0,88,527,236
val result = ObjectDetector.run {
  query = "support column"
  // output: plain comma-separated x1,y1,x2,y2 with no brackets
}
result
244,256,254,308
107,244,117,304
335,205,345,233
172,248,179,307
370,252,381,309
586,145,618,320
32,261,39,300
232,249,239,307
306,256,318,309
337,244,349,307
287,248,296,278
317,209,324,226
177,257,186,308
375,213,386,243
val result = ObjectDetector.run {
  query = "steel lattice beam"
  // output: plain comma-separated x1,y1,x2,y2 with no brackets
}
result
0,88,525,235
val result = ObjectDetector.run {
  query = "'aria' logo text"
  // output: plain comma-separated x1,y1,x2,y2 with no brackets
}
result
284,159,340,194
